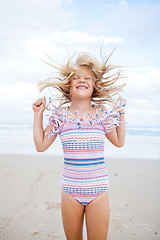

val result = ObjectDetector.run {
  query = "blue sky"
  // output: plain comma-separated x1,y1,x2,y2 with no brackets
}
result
0,0,160,126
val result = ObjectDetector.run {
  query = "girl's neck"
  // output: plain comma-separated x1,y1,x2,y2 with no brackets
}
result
69,99,93,113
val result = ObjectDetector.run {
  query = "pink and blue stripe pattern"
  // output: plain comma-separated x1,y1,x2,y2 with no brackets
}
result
45,97,125,205
59,123,109,205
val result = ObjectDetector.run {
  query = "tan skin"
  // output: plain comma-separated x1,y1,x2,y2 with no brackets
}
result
32,67,125,240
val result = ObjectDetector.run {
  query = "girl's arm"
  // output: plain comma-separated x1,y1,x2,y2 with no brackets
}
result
98,102,126,147
105,114,125,147
32,97,57,152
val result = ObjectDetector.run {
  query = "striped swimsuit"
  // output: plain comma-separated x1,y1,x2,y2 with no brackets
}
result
46,97,125,206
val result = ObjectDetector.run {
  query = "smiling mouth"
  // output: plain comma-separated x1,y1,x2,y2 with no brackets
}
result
76,86,88,89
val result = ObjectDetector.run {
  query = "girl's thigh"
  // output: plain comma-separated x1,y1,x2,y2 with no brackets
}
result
61,190,85,240
85,191,110,240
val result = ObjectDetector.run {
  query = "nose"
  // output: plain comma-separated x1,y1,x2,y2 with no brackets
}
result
78,77,85,82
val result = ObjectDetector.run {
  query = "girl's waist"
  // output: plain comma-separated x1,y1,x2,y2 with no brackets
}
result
62,163,108,180
63,157,105,166
62,160,107,179
63,151,104,162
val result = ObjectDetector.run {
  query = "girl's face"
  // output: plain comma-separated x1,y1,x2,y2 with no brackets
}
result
70,66,94,101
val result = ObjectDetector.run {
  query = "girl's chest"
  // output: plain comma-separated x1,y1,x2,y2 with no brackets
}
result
59,122,105,142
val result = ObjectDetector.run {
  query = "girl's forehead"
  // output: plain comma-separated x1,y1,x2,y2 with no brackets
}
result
73,66,93,76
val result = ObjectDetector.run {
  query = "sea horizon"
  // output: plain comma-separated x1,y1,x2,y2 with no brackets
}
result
0,122,160,160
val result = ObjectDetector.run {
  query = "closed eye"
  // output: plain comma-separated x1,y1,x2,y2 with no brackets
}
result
73,76,79,80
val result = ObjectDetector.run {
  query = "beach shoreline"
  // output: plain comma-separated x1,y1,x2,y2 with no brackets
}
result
0,153,160,240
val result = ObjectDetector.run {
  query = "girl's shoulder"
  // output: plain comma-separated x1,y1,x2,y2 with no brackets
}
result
96,104,107,111
95,104,108,117
95,97,126,115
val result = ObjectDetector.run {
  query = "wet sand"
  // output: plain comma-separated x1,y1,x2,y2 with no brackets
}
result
0,154,160,240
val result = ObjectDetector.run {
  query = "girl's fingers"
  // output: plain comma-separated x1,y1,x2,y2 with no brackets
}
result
43,96,46,106
32,97,47,113
41,96,46,108
34,98,43,107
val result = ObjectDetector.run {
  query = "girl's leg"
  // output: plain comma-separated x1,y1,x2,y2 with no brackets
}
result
61,190,85,240
85,191,110,240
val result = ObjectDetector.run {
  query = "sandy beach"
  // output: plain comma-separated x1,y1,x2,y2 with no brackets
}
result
0,154,160,240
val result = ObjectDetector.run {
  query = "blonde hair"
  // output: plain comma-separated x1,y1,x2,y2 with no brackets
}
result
38,49,125,106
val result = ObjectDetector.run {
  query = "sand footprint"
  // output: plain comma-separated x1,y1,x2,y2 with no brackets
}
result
45,202,61,210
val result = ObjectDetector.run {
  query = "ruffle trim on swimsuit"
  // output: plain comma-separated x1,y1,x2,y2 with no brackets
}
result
45,97,126,137
101,97,126,134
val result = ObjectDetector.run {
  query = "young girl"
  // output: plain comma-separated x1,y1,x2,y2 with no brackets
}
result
32,51,126,240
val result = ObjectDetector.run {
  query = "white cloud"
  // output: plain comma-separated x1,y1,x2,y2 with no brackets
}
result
0,30,124,87
119,0,128,6
0,82,38,107
120,66,160,127
126,67,160,95
126,107,160,127
0,0,74,34
94,1,160,45
51,31,123,44
129,98,152,107
0,0,159,127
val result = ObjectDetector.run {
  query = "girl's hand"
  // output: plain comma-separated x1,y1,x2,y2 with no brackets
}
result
117,97,126,115
32,97,46,113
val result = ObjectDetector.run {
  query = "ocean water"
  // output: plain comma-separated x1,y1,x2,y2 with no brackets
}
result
0,123,160,160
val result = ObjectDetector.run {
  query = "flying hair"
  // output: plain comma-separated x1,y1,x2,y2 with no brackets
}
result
38,46,126,106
